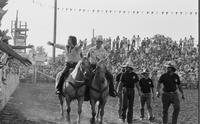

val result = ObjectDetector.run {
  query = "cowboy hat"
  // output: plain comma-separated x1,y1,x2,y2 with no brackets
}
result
165,61,176,72
96,35,103,43
125,59,134,69
167,63,176,72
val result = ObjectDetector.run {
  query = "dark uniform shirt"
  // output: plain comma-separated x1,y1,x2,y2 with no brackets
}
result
158,73,180,92
121,71,139,88
116,73,123,82
139,78,154,93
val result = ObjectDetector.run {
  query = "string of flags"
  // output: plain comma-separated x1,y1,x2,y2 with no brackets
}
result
32,0,198,16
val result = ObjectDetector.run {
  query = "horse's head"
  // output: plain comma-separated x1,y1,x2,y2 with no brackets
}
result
95,57,108,75
79,56,91,80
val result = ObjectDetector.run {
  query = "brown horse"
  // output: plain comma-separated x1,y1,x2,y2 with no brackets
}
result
89,58,109,124
55,57,91,124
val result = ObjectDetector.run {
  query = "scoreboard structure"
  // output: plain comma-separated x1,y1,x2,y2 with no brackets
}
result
11,11,28,54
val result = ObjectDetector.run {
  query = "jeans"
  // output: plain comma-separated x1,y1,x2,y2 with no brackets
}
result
140,93,153,118
121,87,135,123
162,92,180,124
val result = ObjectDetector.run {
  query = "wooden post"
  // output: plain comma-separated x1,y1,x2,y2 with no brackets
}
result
53,0,57,62
34,65,37,84
198,26,200,124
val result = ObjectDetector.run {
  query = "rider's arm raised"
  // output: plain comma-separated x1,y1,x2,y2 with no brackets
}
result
54,44,66,50
47,41,66,50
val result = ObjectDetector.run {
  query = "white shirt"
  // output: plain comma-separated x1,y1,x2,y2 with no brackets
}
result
88,46,108,64
54,44,82,63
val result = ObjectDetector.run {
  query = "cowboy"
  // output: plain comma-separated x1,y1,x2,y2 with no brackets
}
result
120,59,142,124
115,64,126,119
156,62,185,124
86,35,117,97
139,69,155,121
47,36,83,95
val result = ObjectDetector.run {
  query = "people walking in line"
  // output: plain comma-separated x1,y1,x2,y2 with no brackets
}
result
156,62,185,124
115,65,126,119
120,59,142,124
139,69,155,121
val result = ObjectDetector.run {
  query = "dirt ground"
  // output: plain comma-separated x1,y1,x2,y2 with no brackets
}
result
0,82,198,124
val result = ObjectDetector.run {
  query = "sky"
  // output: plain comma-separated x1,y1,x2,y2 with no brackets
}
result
1,0,198,56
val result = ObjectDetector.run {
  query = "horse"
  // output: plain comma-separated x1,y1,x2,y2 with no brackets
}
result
89,58,109,124
55,57,91,124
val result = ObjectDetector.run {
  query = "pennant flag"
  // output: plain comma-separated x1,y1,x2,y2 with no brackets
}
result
147,11,149,14
151,11,154,14
136,11,139,14
133,11,135,14
162,12,164,15
190,12,192,15
70,8,72,11
109,10,112,13
123,11,126,13
175,12,178,14
105,10,108,13
92,9,95,12
166,12,168,14
180,12,183,15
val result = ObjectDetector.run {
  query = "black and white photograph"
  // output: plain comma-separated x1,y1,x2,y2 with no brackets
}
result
0,0,198,124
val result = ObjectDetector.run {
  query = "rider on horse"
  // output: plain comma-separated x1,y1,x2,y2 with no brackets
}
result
48,36,83,95
85,35,117,99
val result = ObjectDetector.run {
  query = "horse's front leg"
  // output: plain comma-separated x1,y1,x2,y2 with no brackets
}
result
66,96,71,122
77,97,84,124
90,99,96,124
96,101,101,121
58,94,64,120
100,100,106,124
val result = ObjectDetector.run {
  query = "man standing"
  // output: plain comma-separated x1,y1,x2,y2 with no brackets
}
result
156,63,185,124
120,60,141,124
139,69,155,121
115,65,126,119
87,35,117,97
47,36,83,95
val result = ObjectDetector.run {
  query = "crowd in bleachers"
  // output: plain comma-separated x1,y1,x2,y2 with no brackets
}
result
18,34,198,87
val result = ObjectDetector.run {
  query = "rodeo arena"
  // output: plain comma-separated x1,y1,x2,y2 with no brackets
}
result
0,0,199,124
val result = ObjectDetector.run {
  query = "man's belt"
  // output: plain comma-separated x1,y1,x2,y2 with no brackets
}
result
163,91,177,94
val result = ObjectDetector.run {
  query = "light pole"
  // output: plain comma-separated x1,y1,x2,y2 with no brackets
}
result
53,0,57,62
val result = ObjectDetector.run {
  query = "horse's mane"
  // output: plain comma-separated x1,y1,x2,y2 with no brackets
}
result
71,60,82,77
